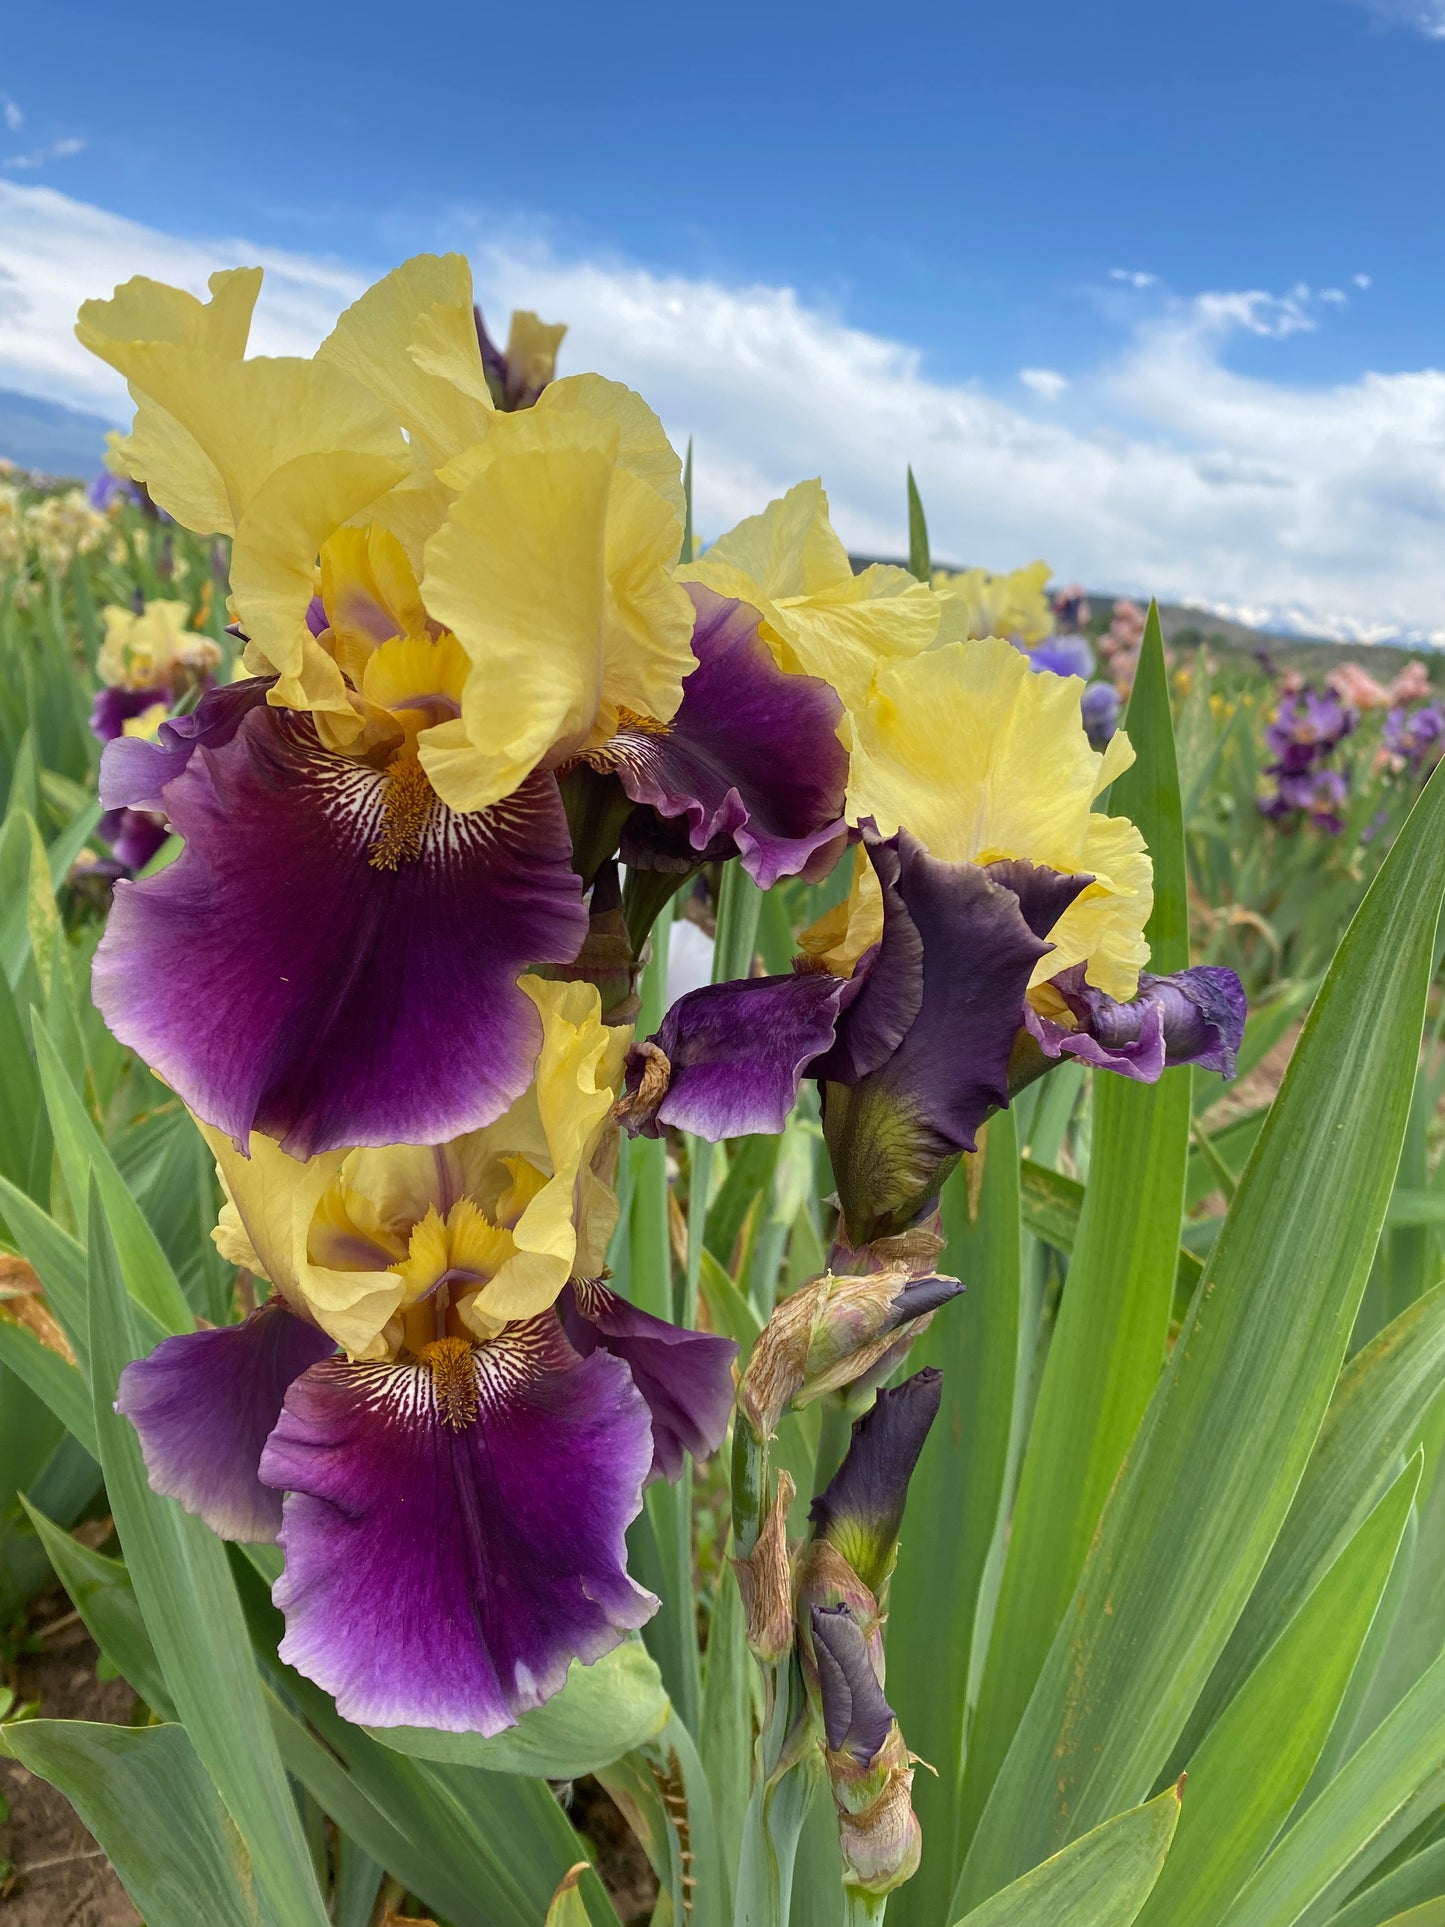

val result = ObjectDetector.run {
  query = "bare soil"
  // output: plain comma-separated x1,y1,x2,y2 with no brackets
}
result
0,1587,139,1927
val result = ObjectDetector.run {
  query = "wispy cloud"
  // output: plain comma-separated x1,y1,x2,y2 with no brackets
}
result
1,97,22,135
3,136,86,173
1109,268,1157,288
1019,367,1068,401
1347,0,1445,37
0,179,1441,641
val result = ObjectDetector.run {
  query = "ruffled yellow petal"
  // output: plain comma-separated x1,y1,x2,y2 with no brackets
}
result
77,268,262,368
196,1119,345,1314
845,639,1153,999
535,374,685,525
316,253,493,462
1037,813,1153,997
598,463,696,729
419,417,618,809
682,478,941,717
933,560,1054,646
475,976,625,1321
849,641,1102,864
229,449,408,687
362,632,471,733
689,477,851,599
319,524,429,662
505,311,568,404
493,1153,550,1227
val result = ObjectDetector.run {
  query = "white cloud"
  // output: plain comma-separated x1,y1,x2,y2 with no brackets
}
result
2,179,1442,643
2,135,85,173
1109,269,1157,288
1354,272,1374,289
1,98,22,134
1349,0,1445,36
0,182,365,407
1019,367,1069,401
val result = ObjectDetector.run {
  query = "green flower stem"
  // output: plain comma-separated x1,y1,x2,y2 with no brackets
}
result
735,1653,816,1927
844,1891,889,1927
633,902,701,1733
683,861,762,1325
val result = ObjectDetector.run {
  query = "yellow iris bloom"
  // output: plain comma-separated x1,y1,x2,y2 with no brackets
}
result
202,977,629,1360
932,560,1055,647
803,640,1153,1000
76,253,696,815
97,599,220,690
680,479,946,724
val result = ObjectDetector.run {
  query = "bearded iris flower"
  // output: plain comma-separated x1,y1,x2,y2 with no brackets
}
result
116,979,737,1733
620,640,1245,1246
79,255,846,1155
89,599,221,872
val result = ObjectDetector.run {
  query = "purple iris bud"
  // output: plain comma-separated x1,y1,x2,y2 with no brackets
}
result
810,1604,897,1765
1080,680,1120,750
809,1369,942,1594
558,1276,738,1483
1025,961,1246,1081
1023,634,1096,680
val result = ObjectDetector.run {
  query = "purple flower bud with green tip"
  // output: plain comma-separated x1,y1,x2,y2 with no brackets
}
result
809,1370,943,1597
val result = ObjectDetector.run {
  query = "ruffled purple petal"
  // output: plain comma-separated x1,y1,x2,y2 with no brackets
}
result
614,586,849,889
619,966,856,1141
260,1318,657,1733
848,833,1071,1153
93,705,587,1156
822,834,1089,1242
114,1301,335,1542
559,1277,738,1483
90,683,173,746
810,836,922,1088
1026,961,1246,1082
99,678,274,814
98,807,170,873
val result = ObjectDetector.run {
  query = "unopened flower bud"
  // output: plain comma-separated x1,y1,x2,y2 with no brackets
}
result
808,1605,922,1898
809,1370,942,1597
732,1470,796,1662
739,1267,959,1440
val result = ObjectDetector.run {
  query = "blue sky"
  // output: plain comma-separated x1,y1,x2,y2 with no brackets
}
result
3,0,1445,636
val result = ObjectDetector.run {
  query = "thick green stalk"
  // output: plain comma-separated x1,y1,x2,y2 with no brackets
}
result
845,1894,888,1927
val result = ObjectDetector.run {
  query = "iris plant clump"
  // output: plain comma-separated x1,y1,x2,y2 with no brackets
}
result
7,250,1269,1924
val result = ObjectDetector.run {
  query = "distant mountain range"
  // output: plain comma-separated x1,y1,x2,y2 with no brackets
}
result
2,387,1436,661
0,387,118,481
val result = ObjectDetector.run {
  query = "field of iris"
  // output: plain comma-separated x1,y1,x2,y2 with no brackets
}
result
1,256,1444,1927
